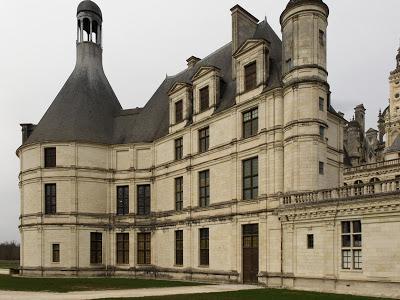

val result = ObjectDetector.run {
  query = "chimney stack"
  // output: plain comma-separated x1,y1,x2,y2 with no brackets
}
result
186,56,201,69
230,5,259,79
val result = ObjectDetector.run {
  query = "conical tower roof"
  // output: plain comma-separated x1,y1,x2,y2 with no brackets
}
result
25,2,121,145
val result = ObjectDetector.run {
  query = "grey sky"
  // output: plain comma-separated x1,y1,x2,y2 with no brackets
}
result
0,0,399,242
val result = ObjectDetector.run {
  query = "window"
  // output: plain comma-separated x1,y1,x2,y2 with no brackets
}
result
319,161,324,175
244,61,257,91
199,127,209,153
116,233,129,265
45,183,56,214
175,230,183,266
90,232,102,264
199,86,210,112
199,170,210,207
137,233,151,265
286,58,292,70
319,30,325,46
175,100,183,123
52,244,60,263
341,221,362,270
117,186,129,215
319,97,325,111
307,234,314,249
175,138,183,160
199,228,209,266
243,108,258,139
175,177,183,211
44,147,56,168
319,126,325,139
137,185,151,216
243,157,258,200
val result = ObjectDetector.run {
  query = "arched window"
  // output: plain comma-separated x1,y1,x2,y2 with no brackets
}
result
82,18,90,42
77,20,81,42
92,20,98,44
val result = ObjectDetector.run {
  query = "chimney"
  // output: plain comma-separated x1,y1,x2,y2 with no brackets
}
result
354,104,366,134
20,123,36,144
230,5,259,79
186,56,201,69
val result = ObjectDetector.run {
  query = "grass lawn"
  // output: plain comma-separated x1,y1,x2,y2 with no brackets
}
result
104,288,392,300
0,275,201,293
0,260,19,269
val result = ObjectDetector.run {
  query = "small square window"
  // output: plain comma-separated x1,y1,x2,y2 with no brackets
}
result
319,162,324,175
307,234,314,249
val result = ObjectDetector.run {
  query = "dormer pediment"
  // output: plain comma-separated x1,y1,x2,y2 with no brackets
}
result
233,39,269,58
192,66,221,82
168,82,192,96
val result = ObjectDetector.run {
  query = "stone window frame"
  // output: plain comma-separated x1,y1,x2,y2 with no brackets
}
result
44,183,57,214
116,185,129,216
90,232,102,264
307,234,314,249
174,137,183,160
242,157,258,201
116,233,129,265
199,170,210,208
242,107,259,139
199,228,209,266
198,126,210,153
52,243,60,263
44,147,56,168
137,232,151,265
175,230,183,266
341,220,362,270
137,184,151,216
175,177,183,211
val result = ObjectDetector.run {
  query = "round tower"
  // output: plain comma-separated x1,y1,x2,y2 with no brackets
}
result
280,0,331,192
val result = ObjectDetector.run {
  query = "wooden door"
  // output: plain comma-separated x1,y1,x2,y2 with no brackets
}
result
242,224,259,283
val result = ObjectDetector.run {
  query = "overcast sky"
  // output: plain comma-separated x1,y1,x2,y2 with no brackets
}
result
0,0,399,242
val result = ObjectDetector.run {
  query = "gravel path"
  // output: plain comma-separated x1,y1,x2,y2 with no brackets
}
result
0,284,262,300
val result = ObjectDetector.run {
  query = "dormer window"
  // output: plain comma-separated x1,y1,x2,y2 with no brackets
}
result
175,100,183,123
200,86,209,112
245,61,257,91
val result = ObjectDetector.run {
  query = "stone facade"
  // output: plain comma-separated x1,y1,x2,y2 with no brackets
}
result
17,0,400,299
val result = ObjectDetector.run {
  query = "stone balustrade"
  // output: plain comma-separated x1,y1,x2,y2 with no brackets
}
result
344,158,400,174
281,178,400,206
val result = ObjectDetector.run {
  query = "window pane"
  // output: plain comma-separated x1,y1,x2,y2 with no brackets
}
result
353,221,362,233
353,250,362,270
342,250,351,269
353,234,362,248
342,235,351,247
342,221,351,234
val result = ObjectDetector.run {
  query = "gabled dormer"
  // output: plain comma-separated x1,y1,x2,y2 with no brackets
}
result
168,82,192,133
233,39,270,104
192,66,221,123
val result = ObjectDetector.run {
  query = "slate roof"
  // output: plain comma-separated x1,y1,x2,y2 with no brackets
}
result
386,136,400,153
24,19,283,146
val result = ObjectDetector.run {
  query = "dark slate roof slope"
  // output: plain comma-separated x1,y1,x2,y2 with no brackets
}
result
26,43,122,145
113,19,283,144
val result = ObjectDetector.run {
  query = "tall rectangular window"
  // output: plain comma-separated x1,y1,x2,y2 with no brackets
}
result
319,126,325,139
199,127,209,153
175,177,183,211
199,170,210,208
117,186,129,215
307,234,314,249
52,244,60,263
199,228,209,266
175,138,183,160
44,147,56,168
243,108,258,139
90,232,102,264
319,161,324,175
45,183,56,214
243,157,258,200
244,61,257,91
137,185,151,216
175,230,183,266
199,86,210,112
116,233,129,265
319,30,325,46
341,221,362,270
137,233,151,265
175,100,183,123
319,97,325,111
